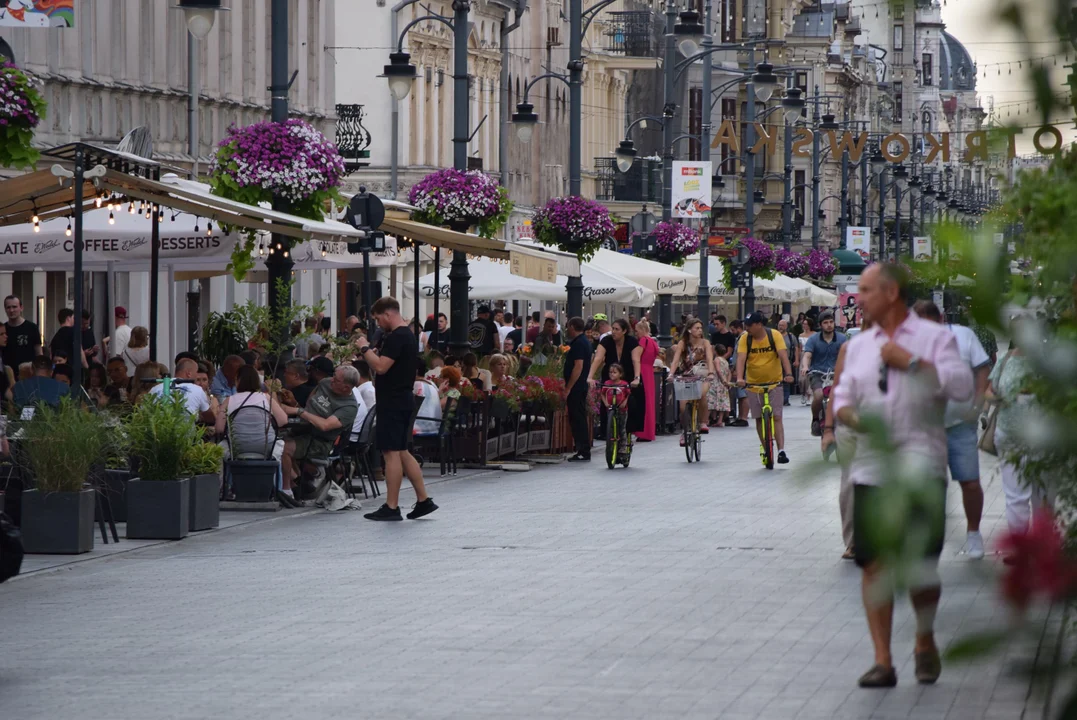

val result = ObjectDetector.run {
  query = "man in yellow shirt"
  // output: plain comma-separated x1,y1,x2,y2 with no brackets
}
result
736,312,795,463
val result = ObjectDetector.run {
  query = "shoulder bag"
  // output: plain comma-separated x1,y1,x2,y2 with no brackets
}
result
977,353,1011,456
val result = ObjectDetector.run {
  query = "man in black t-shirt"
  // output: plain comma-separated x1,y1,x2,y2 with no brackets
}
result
3,295,41,370
467,305,500,356
49,308,96,368
355,296,438,522
709,314,736,360
505,315,524,354
563,316,593,462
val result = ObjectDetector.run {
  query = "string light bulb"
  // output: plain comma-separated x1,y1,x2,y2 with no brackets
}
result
33,219,40,233
65,221,72,237
157,207,164,222
128,202,135,214
109,210,115,225
206,222,213,236
194,220,200,233
31,212,39,224
258,244,264,256
95,195,103,208
321,246,327,257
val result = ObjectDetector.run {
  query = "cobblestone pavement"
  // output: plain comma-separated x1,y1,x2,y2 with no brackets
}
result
0,405,1041,720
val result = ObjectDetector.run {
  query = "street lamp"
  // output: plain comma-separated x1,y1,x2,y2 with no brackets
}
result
752,62,778,102
381,52,418,101
175,0,227,40
870,150,887,173
752,189,765,217
512,101,538,143
674,9,704,57
892,163,909,186
614,139,638,173
781,87,804,124
819,113,840,131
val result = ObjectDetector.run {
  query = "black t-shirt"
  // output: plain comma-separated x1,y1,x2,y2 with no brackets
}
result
49,326,95,360
290,382,313,408
375,326,418,405
598,334,640,382
710,330,736,355
467,317,498,355
506,328,523,352
4,320,40,368
563,333,592,392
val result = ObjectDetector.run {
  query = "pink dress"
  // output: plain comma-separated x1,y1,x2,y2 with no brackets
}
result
636,335,659,441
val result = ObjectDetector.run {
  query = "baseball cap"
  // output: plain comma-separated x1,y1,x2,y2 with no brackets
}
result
745,312,766,326
114,306,127,318
477,304,491,314
307,356,335,376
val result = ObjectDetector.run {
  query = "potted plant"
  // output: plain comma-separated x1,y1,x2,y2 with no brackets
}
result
181,441,225,532
20,399,108,554
649,221,700,267
806,247,840,280
775,247,810,278
0,61,47,170
532,195,615,261
721,237,778,284
408,168,512,237
124,393,202,540
209,118,346,280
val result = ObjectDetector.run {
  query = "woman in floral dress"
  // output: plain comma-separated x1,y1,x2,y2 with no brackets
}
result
711,342,732,426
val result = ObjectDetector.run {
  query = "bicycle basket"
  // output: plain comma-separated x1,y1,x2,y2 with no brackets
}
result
673,376,703,401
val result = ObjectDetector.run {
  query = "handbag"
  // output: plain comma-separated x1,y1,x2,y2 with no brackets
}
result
977,353,1011,457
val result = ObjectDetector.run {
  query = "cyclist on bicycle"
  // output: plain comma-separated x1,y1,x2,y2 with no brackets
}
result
669,318,717,447
800,311,847,437
735,312,795,463
600,363,631,459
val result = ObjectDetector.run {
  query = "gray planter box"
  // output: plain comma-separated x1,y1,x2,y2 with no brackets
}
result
95,469,131,524
229,461,278,503
22,488,95,555
126,478,190,540
187,473,220,531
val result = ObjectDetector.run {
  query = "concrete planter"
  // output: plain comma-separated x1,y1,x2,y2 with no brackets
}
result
187,473,220,531
126,478,190,540
229,461,278,503
21,488,95,555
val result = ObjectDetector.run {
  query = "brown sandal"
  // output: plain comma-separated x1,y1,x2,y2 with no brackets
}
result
915,649,941,684
857,664,897,688
842,546,855,560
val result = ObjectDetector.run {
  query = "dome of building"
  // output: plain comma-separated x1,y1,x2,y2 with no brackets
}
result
939,31,976,92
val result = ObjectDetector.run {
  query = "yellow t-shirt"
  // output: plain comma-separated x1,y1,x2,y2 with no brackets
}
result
737,328,787,392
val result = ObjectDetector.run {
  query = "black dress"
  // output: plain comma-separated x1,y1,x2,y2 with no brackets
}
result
598,335,644,433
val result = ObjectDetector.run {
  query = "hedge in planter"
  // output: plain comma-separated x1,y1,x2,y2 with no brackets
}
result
181,441,225,532
20,399,109,554
124,394,202,540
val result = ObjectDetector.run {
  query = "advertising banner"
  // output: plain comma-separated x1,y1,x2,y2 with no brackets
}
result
0,1,74,27
839,292,862,329
913,236,932,261
671,161,712,218
846,227,871,261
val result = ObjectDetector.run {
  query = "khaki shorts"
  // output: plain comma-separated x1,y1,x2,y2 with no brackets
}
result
746,386,784,419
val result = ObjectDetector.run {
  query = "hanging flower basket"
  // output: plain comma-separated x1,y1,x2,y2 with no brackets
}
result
649,221,699,267
774,247,809,278
209,118,345,279
0,62,47,170
532,195,615,262
720,237,777,284
408,168,512,239
806,248,841,279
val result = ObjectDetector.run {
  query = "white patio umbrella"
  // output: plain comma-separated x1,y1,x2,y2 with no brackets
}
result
402,255,654,305
678,256,812,303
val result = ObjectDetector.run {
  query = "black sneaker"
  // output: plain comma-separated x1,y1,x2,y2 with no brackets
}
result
811,420,822,437
406,498,439,520
777,450,789,464
364,504,403,521
567,453,591,462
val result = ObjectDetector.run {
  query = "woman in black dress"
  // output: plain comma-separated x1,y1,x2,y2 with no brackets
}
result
587,318,645,434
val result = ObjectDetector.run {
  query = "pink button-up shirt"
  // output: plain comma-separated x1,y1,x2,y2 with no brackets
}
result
832,311,973,486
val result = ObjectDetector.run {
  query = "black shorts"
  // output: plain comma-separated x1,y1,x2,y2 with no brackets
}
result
853,482,946,569
376,405,412,452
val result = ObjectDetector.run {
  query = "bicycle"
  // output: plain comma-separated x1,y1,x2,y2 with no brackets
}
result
807,369,835,438
673,375,704,463
745,382,781,470
601,384,632,469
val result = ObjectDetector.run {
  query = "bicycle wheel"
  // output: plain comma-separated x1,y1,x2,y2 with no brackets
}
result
762,407,775,470
606,413,618,469
684,430,694,462
693,430,702,462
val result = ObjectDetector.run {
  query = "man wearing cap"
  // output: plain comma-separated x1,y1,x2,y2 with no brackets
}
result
306,356,336,391
801,310,848,436
736,312,795,463
468,305,500,355
593,314,611,343
105,306,131,362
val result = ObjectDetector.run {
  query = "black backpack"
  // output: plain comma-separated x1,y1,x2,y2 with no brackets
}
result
745,328,777,358
0,511,24,583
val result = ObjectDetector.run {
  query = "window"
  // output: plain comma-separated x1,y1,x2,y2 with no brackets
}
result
795,72,809,117
720,0,734,42
689,88,702,161
719,98,736,174
794,170,806,221
893,24,903,51
894,81,903,123
922,53,932,86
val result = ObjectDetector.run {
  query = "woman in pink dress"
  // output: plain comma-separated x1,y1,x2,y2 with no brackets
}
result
633,319,659,441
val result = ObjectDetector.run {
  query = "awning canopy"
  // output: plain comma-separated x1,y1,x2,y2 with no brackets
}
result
678,256,812,303
402,255,655,306
380,210,579,282
586,247,700,296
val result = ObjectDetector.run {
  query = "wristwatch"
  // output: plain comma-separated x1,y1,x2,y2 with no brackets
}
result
359,346,370,355
908,355,922,373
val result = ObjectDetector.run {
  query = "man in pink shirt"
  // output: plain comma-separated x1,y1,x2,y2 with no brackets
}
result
832,263,973,689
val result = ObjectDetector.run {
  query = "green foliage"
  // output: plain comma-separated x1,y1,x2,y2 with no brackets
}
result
180,441,225,477
411,186,513,240
943,630,1011,663
198,311,248,367
226,230,259,282
0,64,47,170
21,398,110,493
228,277,325,377
124,392,202,482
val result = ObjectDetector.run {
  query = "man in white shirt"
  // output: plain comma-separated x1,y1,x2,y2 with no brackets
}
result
149,357,215,425
498,312,514,348
413,357,442,435
106,306,131,361
913,300,991,559
350,359,377,441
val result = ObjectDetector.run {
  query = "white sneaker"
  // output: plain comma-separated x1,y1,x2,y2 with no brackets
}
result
966,531,985,559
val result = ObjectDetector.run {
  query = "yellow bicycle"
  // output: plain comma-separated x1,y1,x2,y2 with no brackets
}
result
745,382,781,470
674,376,704,463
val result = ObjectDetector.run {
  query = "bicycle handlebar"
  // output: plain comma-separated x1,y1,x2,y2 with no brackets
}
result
743,382,783,389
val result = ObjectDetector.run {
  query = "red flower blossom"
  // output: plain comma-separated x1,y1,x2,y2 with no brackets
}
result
998,509,1077,611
